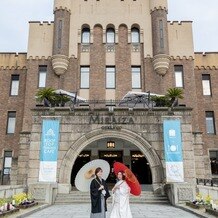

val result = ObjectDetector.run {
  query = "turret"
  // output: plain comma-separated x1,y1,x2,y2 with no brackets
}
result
150,0,170,76
52,0,71,76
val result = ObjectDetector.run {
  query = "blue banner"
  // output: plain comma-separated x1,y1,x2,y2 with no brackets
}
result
40,120,60,162
163,119,183,162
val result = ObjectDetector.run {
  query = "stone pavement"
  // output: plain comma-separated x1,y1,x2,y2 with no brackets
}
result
25,203,201,218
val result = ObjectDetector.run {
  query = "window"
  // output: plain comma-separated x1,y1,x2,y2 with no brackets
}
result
82,28,90,43
206,111,216,134
106,28,115,43
7,112,16,134
202,74,212,96
38,66,47,88
210,151,218,175
2,151,12,185
174,66,184,88
58,20,62,49
132,67,141,89
131,28,140,43
159,20,164,48
106,67,115,89
10,75,19,96
80,67,90,88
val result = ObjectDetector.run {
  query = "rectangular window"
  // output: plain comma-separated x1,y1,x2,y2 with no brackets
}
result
206,111,216,134
132,67,141,89
7,112,16,134
174,66,184,88
10,75,19,96
80,67,90,88
159,20,164,48
2,151,12,185
202,74,212,96
106,67,115,89
38,66,47,88
210,151,218,175
58,20,62,49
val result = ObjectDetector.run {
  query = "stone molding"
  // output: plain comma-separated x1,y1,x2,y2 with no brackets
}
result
152,54,170,75
52,54,69,76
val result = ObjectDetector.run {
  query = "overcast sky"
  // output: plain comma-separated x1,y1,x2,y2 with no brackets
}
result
0,0,217,53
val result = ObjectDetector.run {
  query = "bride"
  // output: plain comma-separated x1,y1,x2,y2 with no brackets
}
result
110,171,132,218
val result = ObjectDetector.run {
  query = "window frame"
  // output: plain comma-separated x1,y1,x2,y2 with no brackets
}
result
209,150,218,175
174,65,184,88
38,65,47,88
6,111,16,135
81,28,90,44
106,66,116,89
10,75,20,96
205,111,216,135
202,74,212,96
106,28,115,44
2,151,12,185
131,27,140,43
159,20,164,48
131,66,141,89
80,66,90,89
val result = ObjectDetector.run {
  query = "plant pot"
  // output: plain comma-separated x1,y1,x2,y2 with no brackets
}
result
206,208,218,216
16,202,38,209
0,208,19,217
186,202,205,209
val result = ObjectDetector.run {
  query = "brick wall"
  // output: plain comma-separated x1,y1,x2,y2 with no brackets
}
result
115,25,131,100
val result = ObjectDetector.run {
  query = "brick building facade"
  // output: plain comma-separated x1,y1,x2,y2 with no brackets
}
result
0,0,217,200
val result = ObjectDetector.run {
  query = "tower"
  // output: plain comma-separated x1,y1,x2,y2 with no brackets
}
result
52,0,71,76
150,0,170,76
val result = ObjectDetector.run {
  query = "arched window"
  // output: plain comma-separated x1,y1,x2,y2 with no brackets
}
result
106,28,115,43
131,27,140,43
82,28,90,43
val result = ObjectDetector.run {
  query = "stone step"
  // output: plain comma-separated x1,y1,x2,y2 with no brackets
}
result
54,191,169,204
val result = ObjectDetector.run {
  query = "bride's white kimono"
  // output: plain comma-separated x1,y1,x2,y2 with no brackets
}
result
110,180,132,218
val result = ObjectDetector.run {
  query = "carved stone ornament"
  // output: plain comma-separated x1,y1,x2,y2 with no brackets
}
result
152,54,170,76
52,54,69,76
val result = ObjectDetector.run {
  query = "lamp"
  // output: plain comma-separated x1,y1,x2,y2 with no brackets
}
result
107,141,115,148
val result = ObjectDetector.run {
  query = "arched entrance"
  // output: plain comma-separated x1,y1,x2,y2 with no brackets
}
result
59,128,164,192
70,139,152,186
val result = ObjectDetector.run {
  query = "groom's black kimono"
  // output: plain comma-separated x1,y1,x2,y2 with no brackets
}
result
90,177,110,213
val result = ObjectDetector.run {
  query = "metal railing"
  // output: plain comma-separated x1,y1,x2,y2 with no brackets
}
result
69,98,155,111
196,178,218,187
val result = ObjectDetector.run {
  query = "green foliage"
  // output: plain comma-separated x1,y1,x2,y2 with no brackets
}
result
166,88,184,107
151,88,184,108
35,87,56,104
151,96,170,107
166,87,184,100
35,88,71,107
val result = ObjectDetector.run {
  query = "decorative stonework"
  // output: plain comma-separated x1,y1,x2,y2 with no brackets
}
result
178,188,194,201
152,54,170,75
52,54,69,76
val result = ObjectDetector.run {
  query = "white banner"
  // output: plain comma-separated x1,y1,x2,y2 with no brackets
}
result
39,161,57,182
166,162,184,183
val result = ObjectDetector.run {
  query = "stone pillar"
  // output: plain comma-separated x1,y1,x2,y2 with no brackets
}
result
52,0,71,76
17,132,31,186
193,132,211,179
150,0,170,76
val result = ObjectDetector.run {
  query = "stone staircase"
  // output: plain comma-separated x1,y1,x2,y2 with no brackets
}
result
54,191,169,204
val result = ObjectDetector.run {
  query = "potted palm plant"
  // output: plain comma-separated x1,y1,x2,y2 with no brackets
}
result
166,87,184,107
35,87,56,107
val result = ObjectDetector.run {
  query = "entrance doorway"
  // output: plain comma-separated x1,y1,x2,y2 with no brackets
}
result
71,151,91,186
99,150,123,183
131,151,152,184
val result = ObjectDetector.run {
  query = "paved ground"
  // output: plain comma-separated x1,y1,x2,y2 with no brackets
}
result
26,203,200,218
